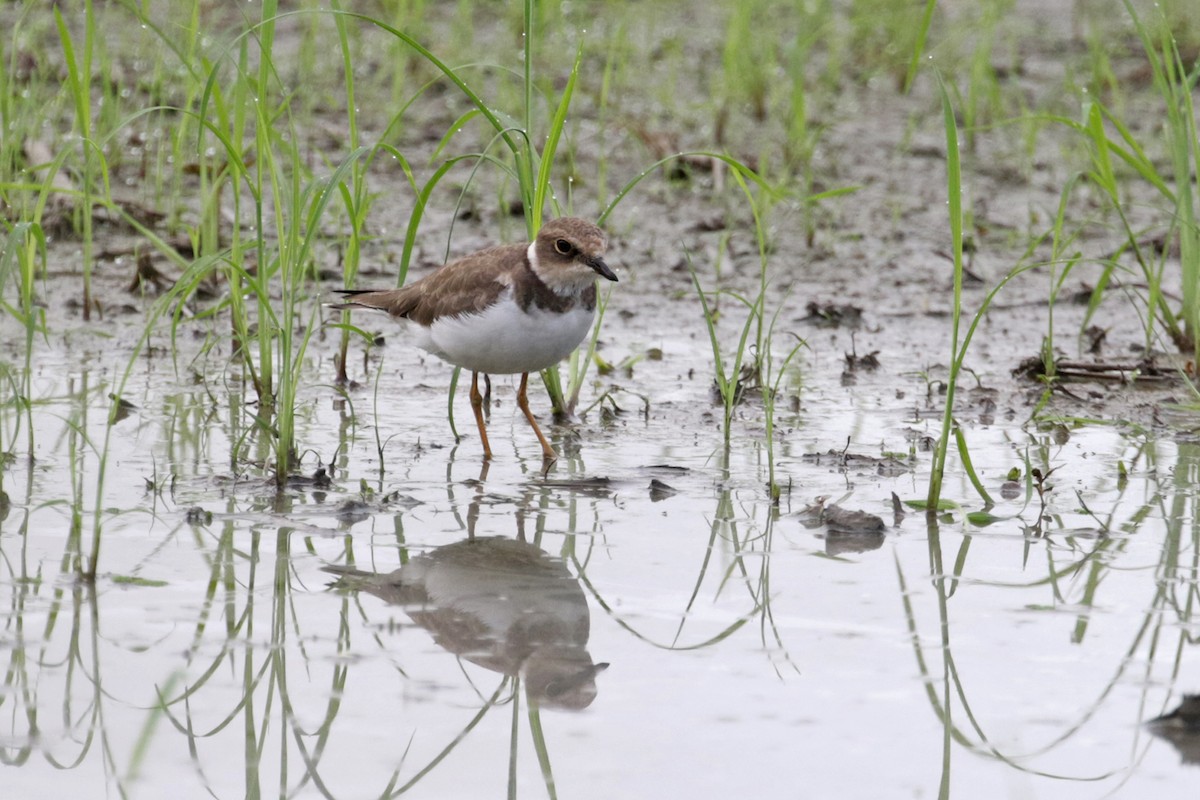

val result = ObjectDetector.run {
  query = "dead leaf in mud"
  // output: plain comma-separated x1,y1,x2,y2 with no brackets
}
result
20,141,168,238
710,363,758,407
1012,354,1175,384
844,349,880,372
1084,325,1108,354
127,251,172,294
629,124,678,160
626,121,728,183
599,402,622,423
182,150,256,177
11,48,39,82
109,199,168,230
902,428,937,452
907,144,945,159
803,301,864,329
691,214,727,232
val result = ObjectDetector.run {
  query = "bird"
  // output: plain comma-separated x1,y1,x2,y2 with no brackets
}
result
332,217,617,462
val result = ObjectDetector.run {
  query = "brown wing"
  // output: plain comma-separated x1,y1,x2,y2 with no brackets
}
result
333,243,527,326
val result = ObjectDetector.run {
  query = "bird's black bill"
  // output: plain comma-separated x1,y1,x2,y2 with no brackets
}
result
588,257,618,282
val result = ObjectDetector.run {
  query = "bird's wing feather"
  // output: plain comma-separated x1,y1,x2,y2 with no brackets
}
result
335,243,527,325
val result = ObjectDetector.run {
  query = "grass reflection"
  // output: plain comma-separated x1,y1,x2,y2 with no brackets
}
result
903,436,1200,793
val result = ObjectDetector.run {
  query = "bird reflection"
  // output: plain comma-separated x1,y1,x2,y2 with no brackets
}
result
325,536,607,710
1148,695,1200,765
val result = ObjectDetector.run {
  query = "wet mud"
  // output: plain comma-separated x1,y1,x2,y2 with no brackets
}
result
3,1,1200,798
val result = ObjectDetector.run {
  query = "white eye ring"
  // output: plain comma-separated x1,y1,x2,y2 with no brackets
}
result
554,239,573,256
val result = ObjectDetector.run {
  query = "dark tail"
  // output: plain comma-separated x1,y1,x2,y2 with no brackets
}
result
329,289,386,311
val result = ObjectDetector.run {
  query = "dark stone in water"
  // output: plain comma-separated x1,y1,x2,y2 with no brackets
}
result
821,505,887,555
823,505,886,534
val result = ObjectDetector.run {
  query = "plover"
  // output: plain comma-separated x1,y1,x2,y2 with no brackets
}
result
333,217,617,461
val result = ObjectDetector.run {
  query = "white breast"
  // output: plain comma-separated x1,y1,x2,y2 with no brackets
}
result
413,289,595,374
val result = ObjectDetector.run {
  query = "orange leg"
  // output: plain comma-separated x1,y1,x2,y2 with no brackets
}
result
469,371,493,460
516,372,557,462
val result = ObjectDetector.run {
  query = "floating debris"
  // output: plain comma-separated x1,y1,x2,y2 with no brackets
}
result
648,479,678,502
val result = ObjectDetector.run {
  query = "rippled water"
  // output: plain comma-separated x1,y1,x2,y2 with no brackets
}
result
2,316,1198,800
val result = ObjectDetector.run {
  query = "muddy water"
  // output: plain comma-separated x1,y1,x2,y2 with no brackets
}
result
1,281,1197,799
5,1,1200,796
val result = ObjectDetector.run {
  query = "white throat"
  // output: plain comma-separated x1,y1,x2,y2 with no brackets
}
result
526,241,540,274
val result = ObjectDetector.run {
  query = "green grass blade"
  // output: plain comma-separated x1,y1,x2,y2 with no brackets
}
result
954,427,994,507
927,72,964,511
532,41,583,229
903,0,939,94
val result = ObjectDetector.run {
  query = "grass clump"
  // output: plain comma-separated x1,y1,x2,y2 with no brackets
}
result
1034,2,1200,374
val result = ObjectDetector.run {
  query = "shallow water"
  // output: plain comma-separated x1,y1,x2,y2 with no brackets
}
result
2,316,1198,800
6,0,1200,794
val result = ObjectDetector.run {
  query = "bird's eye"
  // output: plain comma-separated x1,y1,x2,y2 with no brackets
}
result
554,239,573,255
